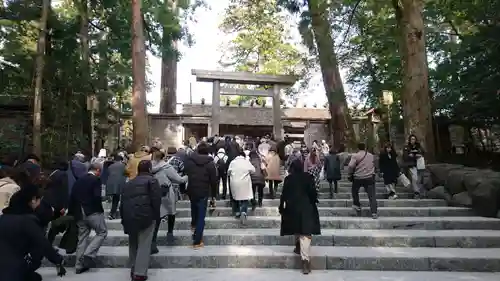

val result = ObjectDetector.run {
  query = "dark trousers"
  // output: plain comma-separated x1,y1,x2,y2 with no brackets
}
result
327,179,338,194
252,183,265,204
190,197,208,244
352,177,378,214
109,194,120,216
268,180,280,197
151,220,161,250
218,173,228,198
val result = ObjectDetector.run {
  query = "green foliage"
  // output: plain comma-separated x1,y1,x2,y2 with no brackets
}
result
335,0,500,128
0,0,200,160
218,0,311,101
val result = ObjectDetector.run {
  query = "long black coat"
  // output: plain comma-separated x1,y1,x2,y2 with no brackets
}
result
279,172,321,236
379,152,400,185
323,154,341,181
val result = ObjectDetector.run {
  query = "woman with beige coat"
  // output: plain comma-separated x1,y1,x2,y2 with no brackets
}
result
264,148,282,199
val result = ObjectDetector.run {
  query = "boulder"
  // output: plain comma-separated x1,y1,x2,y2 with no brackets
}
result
466,171,500,217
427,164,464,187
427,185,452,201
450,191,473,207
444,168,479,195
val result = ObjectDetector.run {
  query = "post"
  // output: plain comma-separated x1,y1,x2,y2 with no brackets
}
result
211,80,220,136
272,84,282,140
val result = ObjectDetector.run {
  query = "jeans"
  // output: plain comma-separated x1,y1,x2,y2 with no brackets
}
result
408,167,422,194
190,197,208,244
238,200,249,215
351,177,378,214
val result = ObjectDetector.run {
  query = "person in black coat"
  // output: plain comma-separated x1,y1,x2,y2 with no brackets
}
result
0,184,66,281
184,142,218,248
120,160,161,281
44,160,72,243
323,147,342,198
379,142,401,199
279,159,320,275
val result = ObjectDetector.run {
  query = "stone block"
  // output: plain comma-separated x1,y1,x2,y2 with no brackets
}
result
427,186,452,201
427,164,464,186
450,192,473,207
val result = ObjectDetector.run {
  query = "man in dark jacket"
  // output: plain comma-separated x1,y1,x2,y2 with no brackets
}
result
0,184,66,281
184,142,218,248
121,160,161,281
68,161,108,274
45,160,72,244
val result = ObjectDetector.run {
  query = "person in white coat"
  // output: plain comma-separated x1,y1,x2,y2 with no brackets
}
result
228,150,256,224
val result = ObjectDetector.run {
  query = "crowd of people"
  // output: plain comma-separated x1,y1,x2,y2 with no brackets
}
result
0,133,426,279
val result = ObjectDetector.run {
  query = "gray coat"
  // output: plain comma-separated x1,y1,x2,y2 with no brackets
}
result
105,161,127,195
152,160,186,216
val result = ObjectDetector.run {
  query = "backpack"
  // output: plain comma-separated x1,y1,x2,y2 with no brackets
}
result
214,153,228,174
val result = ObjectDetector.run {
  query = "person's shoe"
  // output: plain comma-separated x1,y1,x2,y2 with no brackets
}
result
132,275,148,281
107,214,116,220
301,260,310,274
75,267,90,274
372,213,378,219
352,205,362,216
240,212,247,225
329,192,334,199
150,247,159,255
166,232,175,245
235,212,241,218
293,240,300,255
389,194,398,200
251,200,257,210
258,200,263,208
192,241,204,249
82,256,96,268
413,192,421,199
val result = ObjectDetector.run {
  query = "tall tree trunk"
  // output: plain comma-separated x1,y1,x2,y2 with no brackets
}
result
393,0,435,161
131,0,148,150
160,0,178,114
307,0,356,150
78,0,93,155
32,0,51,157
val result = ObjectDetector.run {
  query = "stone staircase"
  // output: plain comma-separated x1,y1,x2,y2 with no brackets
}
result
42,171,500,280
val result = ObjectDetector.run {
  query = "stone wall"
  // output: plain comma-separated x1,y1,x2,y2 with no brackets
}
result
424,164,500,217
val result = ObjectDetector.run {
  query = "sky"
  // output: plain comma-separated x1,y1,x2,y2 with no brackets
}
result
146,0,342,113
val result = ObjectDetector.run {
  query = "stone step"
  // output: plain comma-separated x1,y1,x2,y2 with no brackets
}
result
104,216,500,230
112,207,473,218
103,199,448,211
37,268,500,281
263,192,416,199
51,245,500,271
54,229,500,248
173,199,448,208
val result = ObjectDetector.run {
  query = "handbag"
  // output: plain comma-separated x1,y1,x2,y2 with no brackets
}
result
416,157,426,170
398,173,411,188
348,151,367,182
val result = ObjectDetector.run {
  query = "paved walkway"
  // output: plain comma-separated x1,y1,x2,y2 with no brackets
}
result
38,268,500,281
